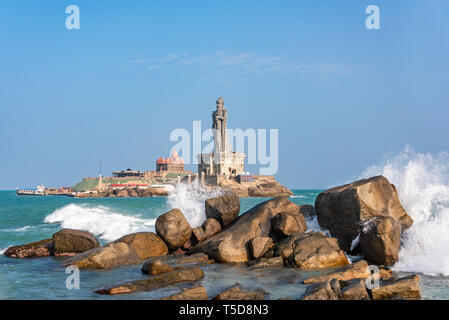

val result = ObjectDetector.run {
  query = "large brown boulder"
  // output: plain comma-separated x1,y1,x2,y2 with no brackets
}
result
113,232,168,259
315,176,413,263
359,216,400,266
155,209,192,250
213,283,266,300
205,194,240,227
271,211,307,238
190,197,300,263
62,242,141,269
95,267,204,295
249,236,273,259
303,260,370,284
4,239,54,258
141,259,174,275
52,229,100,255
370,274,421,300
275,232,349,269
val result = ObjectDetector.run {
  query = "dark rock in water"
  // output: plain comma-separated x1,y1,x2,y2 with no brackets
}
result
247,256,284,268
62,242,141,269
271,211,307,238
275,232,349,269
174,252,213,265
340,278,370,300
302,277,371,300
190,197,300,263
202,218,221,238
155,209,192,250
370,274,421,300
302,260,370,284
95,267,204,295
4,239,54,258
162,286,208,300
141,259,174,275
52,229,99,255
205,194,240,227
192,227,207,244
315,175,413,265
299,204,316,219
249,236,273,259
213,283,266,300
359,216,400,266
300,279,341,300
113,232,168,260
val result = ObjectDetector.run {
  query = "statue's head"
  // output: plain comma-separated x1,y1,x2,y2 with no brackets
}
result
216,96,224,107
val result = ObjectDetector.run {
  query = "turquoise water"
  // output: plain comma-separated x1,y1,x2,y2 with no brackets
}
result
0,190,447,299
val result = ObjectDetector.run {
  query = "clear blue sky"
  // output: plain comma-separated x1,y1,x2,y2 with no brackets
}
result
1,0,448,189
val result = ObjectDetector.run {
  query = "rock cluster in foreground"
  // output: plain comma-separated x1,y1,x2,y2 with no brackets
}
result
4,175,422,300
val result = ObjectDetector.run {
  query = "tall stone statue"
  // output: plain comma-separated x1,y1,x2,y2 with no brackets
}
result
212,97,228,153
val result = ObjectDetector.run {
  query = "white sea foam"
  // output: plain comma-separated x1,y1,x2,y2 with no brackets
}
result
0,247,9,255
0,226,32,232
167,181,225,228
361,145,449,276
44,204,155,242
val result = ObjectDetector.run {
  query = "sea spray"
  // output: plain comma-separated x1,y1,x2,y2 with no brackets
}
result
361,145,449,275
44,204,155,242
166,182,224,228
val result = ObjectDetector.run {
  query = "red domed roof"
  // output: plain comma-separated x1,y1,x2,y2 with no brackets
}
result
156,157,166,164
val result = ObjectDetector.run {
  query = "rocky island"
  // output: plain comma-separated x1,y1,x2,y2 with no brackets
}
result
68,97,292,199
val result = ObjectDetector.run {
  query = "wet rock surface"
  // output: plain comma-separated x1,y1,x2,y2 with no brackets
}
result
213,283,266,300
275,232,349,269
162,285,208,300
302,260,370,284
370,274,421,300
63,242,142,269
141,259,174,276
95,267,205,295
4,239,54,259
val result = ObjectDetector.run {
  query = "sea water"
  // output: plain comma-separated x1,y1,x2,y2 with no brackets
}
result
1,147,449,299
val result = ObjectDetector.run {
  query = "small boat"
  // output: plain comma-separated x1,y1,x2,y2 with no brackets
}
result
16,185,47,196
